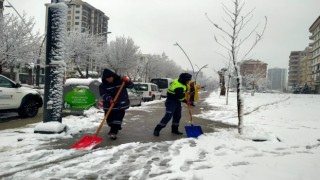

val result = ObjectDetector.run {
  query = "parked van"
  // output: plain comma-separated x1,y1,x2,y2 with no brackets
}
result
134,82,161,101
150,78,173,97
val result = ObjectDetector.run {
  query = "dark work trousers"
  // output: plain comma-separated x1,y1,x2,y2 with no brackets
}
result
105,109,125,134
158,99,182,128
190,84,195,103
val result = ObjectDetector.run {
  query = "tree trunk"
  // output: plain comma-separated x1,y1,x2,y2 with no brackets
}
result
9,66,14,80
219,70,226,96
76,65,84,78
28,68,33,85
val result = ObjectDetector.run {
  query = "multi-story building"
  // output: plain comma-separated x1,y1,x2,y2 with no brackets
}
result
45,0,110,77
268,68,287,91
45,0,109,36
288,51,307,90
309,16,320,93
300,47,313,86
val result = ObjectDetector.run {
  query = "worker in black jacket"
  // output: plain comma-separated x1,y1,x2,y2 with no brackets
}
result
153,73,192,136
99,68,134,140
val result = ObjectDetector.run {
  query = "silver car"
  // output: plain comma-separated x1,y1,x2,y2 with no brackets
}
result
127,88,142,107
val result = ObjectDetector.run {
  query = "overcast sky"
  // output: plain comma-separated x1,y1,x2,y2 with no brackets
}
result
3,0,320,78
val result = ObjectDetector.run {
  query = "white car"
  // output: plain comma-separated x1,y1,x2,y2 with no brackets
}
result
0,75,43,118
134,82,162,102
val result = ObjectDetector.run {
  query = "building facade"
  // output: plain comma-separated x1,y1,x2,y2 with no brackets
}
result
45,0,110,78
288,51,306,90
309,16,320,93
45,0,109,36
268,68,287,91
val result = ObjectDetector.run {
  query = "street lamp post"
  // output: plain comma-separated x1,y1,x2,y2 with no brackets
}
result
195,64,208,82
173,42,195,79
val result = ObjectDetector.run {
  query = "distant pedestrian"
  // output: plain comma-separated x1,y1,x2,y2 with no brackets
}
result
99,69,134,140
186,80,202,106
153,73,192,136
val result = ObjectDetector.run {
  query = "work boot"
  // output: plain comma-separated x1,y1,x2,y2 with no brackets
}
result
171,125,183,135
153,125,163,136
108,132,117,140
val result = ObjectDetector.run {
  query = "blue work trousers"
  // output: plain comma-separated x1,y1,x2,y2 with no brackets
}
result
158,99,182,127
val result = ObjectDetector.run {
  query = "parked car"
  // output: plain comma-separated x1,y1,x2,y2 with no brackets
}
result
134,82,161,101
127,88,142,106
0,74,43,118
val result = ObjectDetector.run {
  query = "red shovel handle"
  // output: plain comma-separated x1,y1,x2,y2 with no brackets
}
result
94,81,126,136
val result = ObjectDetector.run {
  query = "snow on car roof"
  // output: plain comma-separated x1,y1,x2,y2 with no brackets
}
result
65,78,101,85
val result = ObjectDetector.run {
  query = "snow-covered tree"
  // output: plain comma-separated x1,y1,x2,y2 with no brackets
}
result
65,29,104,78
103,36,140,77
0,13,41,77
206,0,267,134
138,53,182,82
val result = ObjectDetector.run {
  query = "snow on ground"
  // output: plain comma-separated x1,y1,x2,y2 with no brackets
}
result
0,91,320,180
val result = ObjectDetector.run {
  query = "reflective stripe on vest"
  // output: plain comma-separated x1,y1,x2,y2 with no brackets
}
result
167,79,186,101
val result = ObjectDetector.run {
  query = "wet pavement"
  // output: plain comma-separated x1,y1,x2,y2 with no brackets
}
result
49,91,237,149
0,109,43,130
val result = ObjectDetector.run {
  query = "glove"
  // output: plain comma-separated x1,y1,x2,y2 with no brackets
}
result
186,100,191,106
122,77,130,83
110,99,114,104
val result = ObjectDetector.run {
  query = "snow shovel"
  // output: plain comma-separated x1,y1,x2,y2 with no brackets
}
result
184,103,203,138
71,81,126,149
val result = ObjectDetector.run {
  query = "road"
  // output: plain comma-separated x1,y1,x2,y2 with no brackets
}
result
0,108,43,130
50,91,237,149
0,91,236,149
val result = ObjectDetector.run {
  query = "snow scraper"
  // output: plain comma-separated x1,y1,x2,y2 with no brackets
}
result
184,103,203,138
71,81,125,149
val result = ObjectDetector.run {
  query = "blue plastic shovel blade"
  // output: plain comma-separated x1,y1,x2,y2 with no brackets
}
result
185,125,203,138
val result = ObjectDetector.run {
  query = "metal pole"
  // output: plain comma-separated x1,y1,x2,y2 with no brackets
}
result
173,42,195,79
43,1,67,123
195,64,208,82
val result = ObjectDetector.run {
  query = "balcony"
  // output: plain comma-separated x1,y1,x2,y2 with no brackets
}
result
315,76,320,83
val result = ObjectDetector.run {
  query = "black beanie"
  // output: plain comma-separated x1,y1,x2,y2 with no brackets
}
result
178,73,192,85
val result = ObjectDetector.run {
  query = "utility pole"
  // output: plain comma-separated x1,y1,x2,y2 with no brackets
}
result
34,0,67,134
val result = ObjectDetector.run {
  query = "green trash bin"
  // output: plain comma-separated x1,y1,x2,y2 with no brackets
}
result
63,78,101,116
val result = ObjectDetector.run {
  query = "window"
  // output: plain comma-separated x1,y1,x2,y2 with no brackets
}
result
75,22,79,25
134,84,148,91
75,10,80,13
0,76,14,88
75,16,80,19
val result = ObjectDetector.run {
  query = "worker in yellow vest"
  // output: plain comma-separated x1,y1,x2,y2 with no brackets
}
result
153,73,192,136
186,80,202,106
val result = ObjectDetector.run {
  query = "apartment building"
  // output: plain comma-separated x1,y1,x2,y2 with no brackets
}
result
300,47,313,86
309,16,320,93
288,51,307,89
45,0,110,77
45,0,109,36
268,68,287,91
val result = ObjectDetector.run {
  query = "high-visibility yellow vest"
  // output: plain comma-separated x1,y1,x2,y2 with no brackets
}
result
167,79,187,101
186,80,200,101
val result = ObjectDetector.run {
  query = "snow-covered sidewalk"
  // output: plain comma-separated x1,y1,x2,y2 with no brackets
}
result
0,91,320,179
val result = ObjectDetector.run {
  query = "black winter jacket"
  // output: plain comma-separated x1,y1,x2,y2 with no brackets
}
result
99,69,134,110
